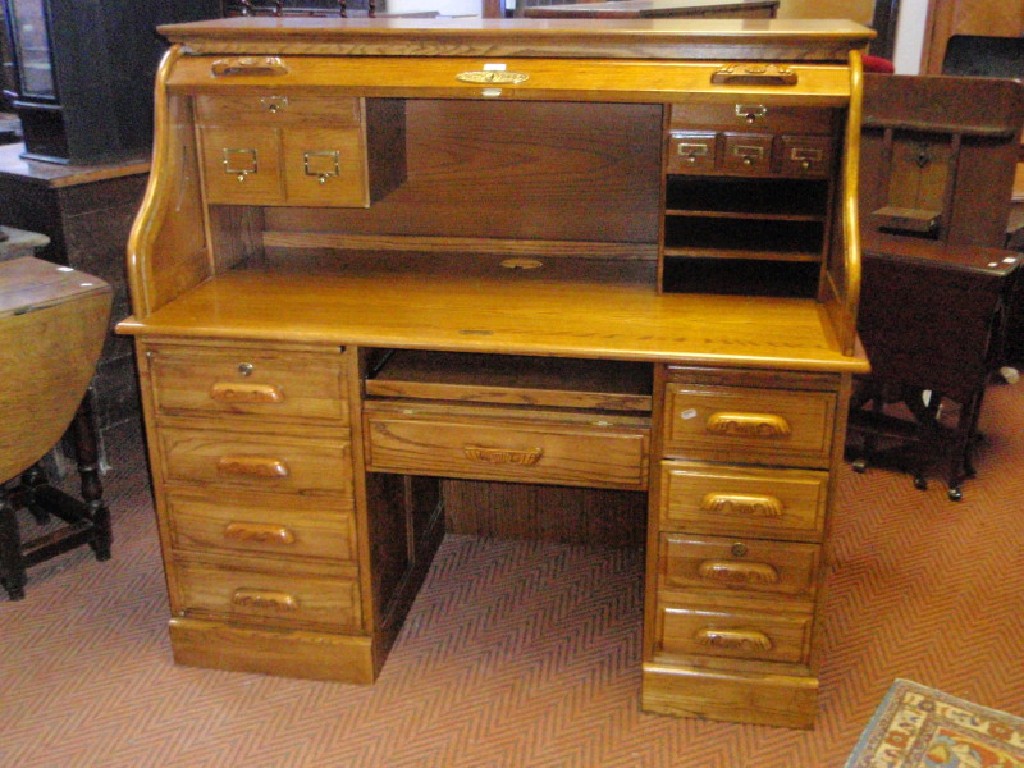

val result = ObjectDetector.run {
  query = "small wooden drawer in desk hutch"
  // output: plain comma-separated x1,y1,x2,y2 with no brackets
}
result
661,103,838,296
119,18,871,732
196,94,406,207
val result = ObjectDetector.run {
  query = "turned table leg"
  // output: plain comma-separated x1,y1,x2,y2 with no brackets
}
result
71,391,111,561
0,487,26,600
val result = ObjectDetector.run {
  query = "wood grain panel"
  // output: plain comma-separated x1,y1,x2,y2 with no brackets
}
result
655,600,812,663
662,382,836,467
175,559,362,630
159,428,353,494
166,490,357,561
364,403,650,490
149,342,348,424
443,480,647,547
265,99,662,243
659,533,820,598
658,460,827,539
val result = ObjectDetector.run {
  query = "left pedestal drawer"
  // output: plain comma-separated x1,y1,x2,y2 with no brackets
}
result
166,491,357,562
158,429,353,495
147,343,349,424
174,557,362,631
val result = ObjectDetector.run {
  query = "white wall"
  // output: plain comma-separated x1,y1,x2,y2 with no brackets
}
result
387,0,481,13
893,0,929,74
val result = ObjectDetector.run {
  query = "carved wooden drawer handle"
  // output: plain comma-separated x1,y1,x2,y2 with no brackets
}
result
696,628,773,652
231,588,299,612
698,560,779,585
210,382,284,404
705,412,790,438
463,445,544,466
700,492,784,518
216,455,290,478
211,56,289,77
223,522,296,546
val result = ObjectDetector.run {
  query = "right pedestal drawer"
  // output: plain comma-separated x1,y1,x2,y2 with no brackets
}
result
659,461,828,541
659,533,821,599
662,381,837,468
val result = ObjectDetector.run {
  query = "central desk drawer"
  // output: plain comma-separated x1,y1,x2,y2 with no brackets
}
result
364,405,649,490
148,343,348,424
159,429,352,495
663,383,836,467
175,559,361,631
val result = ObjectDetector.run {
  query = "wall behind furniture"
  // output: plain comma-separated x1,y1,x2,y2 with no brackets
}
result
777,0,873,23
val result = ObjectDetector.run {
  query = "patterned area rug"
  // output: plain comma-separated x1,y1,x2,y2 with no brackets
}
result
845,679,1024,768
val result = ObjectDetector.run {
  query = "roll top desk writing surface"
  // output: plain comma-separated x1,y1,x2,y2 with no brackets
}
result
117,18,871,729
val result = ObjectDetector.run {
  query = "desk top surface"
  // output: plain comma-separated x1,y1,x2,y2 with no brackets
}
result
118,255,868,373
159,17,873,60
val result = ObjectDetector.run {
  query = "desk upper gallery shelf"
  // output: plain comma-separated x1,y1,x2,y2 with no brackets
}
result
117,18,871,730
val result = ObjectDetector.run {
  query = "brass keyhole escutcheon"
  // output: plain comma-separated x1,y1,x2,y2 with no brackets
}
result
237,362,254,377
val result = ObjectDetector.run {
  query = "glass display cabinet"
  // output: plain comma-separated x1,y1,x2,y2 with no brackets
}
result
0,0,219,163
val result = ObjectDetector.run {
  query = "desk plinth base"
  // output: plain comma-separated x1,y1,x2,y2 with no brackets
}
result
168,617,376,684
642,663,819,729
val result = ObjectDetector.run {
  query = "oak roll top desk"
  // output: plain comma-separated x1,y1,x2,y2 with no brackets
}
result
117,18,872,729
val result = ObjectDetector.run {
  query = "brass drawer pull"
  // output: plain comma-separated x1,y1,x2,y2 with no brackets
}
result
705,412,790,438
711,65,797,86
696,628,773,651
456,70,529,85
222,148,258,182
676,142,710,161
224,522,296,546
216,455,291,478
731,144,766,166
700,492,783,517
209,382,284,404
303,150,341,185
211,56,289,77
734,103,768,122
464,445,544,466
698,560,779,585
231,588,299,611
790,147,823,163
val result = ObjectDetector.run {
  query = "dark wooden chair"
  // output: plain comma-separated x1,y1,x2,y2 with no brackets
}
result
0,257,112,599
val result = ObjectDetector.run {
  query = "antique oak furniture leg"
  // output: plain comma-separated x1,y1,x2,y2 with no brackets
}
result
0,487,26,600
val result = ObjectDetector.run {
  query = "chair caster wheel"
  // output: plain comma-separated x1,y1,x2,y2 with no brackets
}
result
852,459,867,474
947,487,963,502
913,476,927,490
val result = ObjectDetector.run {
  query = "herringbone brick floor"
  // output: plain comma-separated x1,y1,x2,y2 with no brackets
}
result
1,384,1022,768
